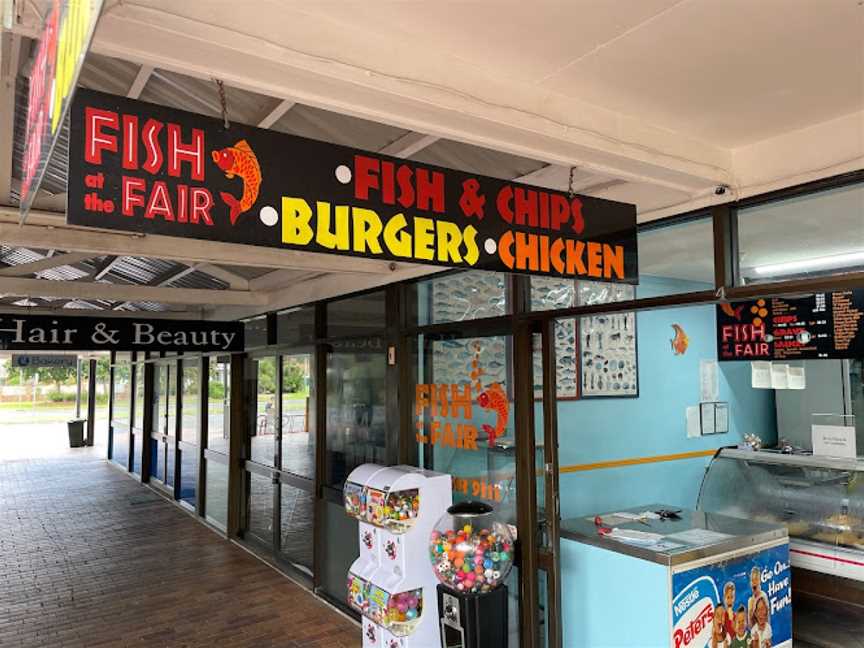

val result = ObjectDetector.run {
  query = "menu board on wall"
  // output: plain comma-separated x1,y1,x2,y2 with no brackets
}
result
67,89,638,281
716,290,864,361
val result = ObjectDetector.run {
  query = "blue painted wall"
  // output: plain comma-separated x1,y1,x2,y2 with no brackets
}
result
557,276,777,519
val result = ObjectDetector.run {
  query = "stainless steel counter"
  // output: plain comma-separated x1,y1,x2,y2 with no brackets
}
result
560,503,787,566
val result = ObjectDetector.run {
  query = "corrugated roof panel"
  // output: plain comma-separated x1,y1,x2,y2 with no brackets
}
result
108,256,176,284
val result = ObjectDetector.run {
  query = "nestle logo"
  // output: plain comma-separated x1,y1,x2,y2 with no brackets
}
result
674,587,699,617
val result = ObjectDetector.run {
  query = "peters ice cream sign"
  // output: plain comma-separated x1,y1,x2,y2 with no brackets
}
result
69,89,638,282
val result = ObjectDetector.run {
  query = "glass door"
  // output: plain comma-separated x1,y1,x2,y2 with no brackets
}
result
178,360,200,509
414,330,522,647
244,352,317,580
317,336,388,604
204,356,230,530
150,361,177,490
533,323,562,648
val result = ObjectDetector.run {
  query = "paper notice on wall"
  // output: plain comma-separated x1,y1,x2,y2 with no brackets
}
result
812,424,857,459
686,406,701,438
751,361,772,388
771,363,790,389
788,366,806,389
700,359,719,401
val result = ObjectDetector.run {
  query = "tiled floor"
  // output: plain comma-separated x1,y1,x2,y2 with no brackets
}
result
0,442,359,648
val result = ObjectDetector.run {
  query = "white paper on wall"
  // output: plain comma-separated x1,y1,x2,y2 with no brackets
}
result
751,361,772,389
771,363,790,389
700,359,719,401
686,406,701,438
788,366,806,390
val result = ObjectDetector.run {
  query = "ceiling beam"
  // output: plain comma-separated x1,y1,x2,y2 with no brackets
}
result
0,252,95,277
127,63,153,99
378,132,440,158
91,255,122,280
0,276,267,307
196,263,250,290
0,208,403,274
258,98,295,128
38,6,732,193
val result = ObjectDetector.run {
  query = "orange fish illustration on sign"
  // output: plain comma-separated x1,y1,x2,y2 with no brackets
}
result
670,324,689,355
720,303,745,320
211,140,261,225
477,383,509,448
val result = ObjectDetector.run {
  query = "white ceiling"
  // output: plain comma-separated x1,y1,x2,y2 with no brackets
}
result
124,0,864,149
3,0,862,317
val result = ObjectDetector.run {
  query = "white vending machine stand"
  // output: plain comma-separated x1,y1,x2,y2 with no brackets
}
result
344,464,452,648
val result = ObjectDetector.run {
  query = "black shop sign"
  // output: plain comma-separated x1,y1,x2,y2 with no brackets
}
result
717,290,864,361
67,89,638,282
0,313,244,353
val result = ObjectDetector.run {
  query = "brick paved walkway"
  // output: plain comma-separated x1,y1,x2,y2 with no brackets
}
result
0,449,359,648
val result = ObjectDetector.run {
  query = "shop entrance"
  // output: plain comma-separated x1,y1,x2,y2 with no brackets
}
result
243,351,317,579
408,319,563,647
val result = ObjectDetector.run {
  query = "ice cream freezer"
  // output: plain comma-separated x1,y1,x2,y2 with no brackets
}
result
560,504,792,648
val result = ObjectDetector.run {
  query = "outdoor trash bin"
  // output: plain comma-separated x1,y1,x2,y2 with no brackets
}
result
67,420,86,448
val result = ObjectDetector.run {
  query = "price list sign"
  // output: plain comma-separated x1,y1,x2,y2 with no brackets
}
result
717,290,864,361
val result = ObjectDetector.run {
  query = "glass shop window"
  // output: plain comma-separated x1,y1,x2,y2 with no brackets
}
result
208,358,231,454
133,363,145,430
113,353,132,427
244,316,268,350
737,182,864,285
327,290,386,338
281,354,315,478
249,356,278,467
324,340,387,487
276,306,316,346
636,215,715,296
412,333,517,520
181,362,199,443
409,270,509,327
553,298,778,520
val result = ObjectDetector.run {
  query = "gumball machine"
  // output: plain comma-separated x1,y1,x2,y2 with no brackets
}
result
344,464,452,648
428,501,514,648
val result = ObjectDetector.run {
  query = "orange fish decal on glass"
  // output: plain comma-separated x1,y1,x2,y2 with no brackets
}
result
670,324,689,355
477,383,509,448
470,340,509,447
211,140,262,225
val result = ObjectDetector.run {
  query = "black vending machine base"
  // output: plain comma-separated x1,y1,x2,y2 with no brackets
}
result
437,584,508,648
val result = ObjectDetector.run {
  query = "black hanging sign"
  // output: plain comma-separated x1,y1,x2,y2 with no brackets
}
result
716,290,864,361
0,313,244,352
67,89,638,282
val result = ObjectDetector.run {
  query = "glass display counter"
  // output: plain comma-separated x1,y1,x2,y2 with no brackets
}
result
698,448,864,581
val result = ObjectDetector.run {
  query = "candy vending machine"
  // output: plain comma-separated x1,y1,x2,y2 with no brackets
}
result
345,464,452,648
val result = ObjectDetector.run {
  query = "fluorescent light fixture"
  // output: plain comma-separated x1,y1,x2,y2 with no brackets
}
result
754,251,864,276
